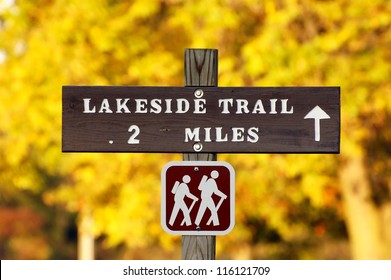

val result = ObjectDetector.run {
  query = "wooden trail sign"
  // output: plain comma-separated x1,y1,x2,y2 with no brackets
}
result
61,48,341,260
62,86,340,153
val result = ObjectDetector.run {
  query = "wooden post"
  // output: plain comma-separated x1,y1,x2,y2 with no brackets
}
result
182,48,218,260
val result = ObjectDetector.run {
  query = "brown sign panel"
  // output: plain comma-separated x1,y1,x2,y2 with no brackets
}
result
161,161,235,235
62,86,340,153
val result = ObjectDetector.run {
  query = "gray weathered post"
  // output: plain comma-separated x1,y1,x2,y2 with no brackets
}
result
182,48,218,260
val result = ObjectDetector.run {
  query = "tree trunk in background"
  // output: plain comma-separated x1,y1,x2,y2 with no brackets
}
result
340,156,391,259
383,203,391,258
78,207,95,260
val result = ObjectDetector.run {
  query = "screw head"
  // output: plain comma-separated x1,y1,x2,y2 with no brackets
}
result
193,142,203,152
194,89,204,98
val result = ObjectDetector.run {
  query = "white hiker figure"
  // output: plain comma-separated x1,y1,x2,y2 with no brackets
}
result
169,175,198,226
195,170,227,228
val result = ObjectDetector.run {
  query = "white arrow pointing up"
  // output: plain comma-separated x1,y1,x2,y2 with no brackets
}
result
304,106,330,142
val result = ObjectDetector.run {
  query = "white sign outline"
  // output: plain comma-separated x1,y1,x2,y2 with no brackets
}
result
161,161,235,236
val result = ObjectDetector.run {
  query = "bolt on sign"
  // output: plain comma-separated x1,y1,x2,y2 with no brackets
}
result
161,161,235,236
62,86,340,153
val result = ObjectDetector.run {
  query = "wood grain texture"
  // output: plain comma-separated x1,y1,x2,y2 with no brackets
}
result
182,48,218,260
62,86,340,153
185,49,218,86
182,235,216,260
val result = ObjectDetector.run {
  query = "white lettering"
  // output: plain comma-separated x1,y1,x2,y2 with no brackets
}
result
116,98,131,113
247,127,259,143
176,99,189,113
135,99,148,113
281,99,294,114
150,99,162,114
184,127,200,142
269,99,277,114
232,127,245,142
165,99,172,113
204,127,212,142
99,99,113,113
83,98,96,113
252,100,266,114
236,99,250,114
183,126,260,143
219,99,233,114
81,97,293,116
127,125,140,144
216,127,228,142
193,99,206,114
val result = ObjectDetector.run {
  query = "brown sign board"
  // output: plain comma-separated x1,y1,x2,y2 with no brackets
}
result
62,86,340,153
161,161,235,235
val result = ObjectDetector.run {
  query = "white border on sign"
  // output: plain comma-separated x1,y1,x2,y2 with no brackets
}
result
161,161,235,236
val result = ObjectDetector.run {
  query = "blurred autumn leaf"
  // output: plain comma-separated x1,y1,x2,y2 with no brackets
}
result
0,0,390,259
